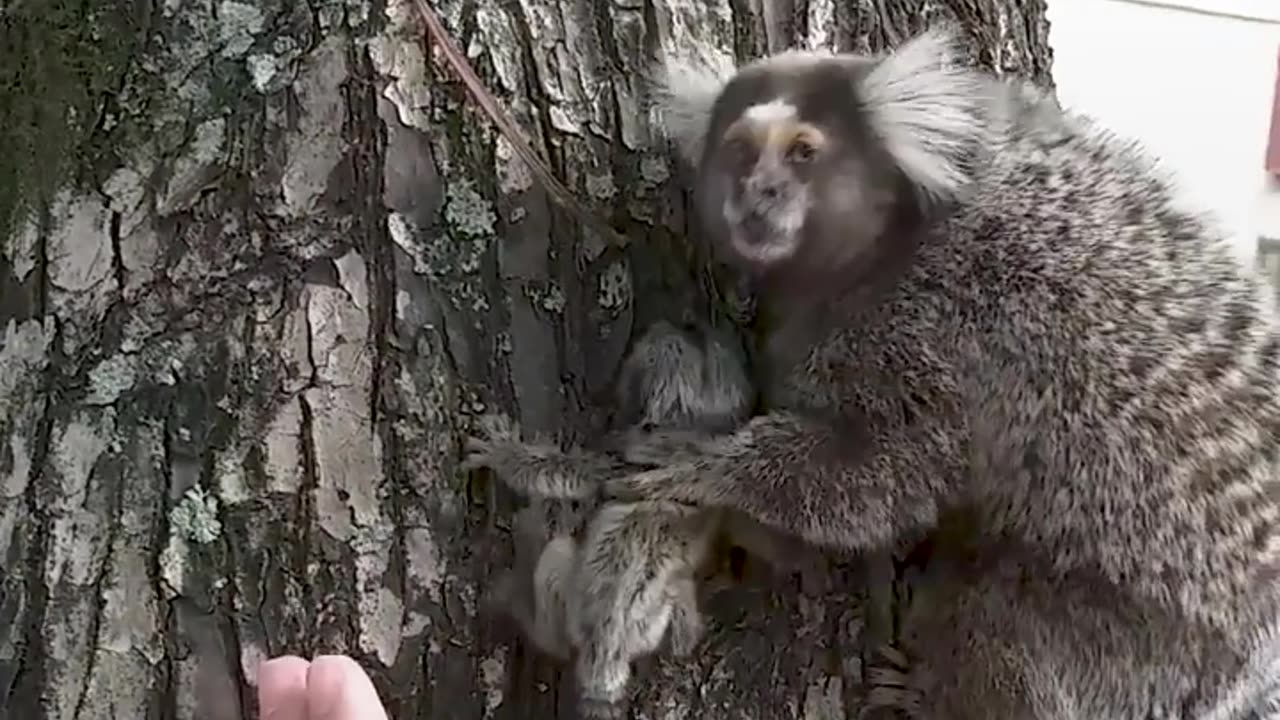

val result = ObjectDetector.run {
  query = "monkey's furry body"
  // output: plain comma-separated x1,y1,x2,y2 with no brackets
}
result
468,321,797,717
612,27,1280,719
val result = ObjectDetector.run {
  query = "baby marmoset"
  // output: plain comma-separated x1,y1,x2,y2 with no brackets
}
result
610,25,1280,720
467,319,805,718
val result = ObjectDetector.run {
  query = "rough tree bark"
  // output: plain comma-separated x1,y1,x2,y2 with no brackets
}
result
0,1,1053,718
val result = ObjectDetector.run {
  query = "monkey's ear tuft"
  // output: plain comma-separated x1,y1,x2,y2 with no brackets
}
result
859,25,993,204
649,52,736,166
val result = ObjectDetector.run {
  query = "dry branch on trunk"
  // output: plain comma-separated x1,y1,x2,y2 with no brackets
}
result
0,0,1052,718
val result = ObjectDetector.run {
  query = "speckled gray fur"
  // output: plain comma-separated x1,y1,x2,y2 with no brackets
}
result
467,320,808,718
616,26,1280,719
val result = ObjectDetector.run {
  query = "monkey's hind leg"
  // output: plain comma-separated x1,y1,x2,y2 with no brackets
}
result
888,543,1132,720
666,574,705,657
528,535,578,660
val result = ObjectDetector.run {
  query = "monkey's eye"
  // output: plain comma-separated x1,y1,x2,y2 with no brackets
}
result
786,139,817,165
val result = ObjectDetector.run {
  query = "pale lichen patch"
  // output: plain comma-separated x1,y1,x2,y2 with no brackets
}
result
170,486,223,544
217,0,265,58
404,610,431,636
247,52,283,92
597,259,631,311
639,155,670,184
526,281,566,314
585,171,617,201
85,353,141,406
443,178,497,239
479,652,506,715
494,135,534,195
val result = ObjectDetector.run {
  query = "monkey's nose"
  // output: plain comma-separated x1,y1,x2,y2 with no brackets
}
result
751,182,783,202
746,175,784,203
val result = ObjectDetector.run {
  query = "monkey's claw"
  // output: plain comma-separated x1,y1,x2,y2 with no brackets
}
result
460,413,520,472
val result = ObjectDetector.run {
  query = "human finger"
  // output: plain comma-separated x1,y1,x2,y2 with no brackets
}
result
306,655,389,720
257,655,312,720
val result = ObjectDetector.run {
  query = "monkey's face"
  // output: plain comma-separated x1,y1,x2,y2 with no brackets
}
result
695,57,909,285
712,101,824,266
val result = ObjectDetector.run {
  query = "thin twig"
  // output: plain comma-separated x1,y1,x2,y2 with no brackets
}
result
410,0,632,248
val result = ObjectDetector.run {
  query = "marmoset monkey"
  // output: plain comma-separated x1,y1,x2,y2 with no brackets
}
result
467,320,805,718
611,25,1280,719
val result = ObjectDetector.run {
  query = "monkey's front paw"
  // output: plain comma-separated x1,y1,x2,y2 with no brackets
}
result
461,413,522,472
618,428,716,467
605,465,705,504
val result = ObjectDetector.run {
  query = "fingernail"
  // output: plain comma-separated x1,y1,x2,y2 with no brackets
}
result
307,655,389,720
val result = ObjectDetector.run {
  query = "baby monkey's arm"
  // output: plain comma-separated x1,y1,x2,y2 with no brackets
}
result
463,413,629,500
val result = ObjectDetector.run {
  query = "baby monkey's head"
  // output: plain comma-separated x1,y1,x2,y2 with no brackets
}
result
653,27,994,284
615,319,754,435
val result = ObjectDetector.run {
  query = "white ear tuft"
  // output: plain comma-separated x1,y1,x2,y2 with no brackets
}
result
649,51,736,165
860,25,994,203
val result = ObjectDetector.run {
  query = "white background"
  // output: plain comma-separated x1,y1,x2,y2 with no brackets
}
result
1047,0,1280,264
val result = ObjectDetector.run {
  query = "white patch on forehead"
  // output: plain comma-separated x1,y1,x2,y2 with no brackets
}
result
743,100,797,124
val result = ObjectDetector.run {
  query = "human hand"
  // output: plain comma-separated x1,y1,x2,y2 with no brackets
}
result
257,655,388,720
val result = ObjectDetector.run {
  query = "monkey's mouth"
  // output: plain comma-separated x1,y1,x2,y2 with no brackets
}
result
729,212,798,267
738,213,772,248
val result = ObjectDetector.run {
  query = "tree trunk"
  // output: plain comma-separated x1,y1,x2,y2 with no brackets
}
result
0,1,1053,718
